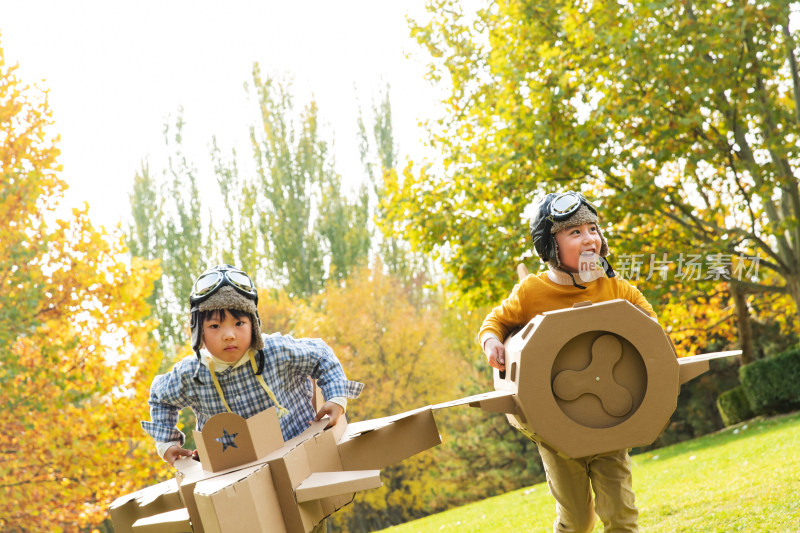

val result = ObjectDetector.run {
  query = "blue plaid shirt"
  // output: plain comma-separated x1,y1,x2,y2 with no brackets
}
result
141,333,363,445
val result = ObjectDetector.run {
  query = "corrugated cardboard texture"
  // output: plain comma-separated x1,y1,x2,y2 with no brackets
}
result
193,408,284,472
338,409,441,470
295,470,381,503
194,464,286,533
267,443,323,533
303,428,351,515
173,417,345,533
501,299,680,458
175,457,269,533
677,351,740,384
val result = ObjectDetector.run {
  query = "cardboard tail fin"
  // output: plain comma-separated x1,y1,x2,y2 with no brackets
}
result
295,470,382,503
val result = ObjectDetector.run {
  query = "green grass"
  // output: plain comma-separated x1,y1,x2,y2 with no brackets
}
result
380,412,800,532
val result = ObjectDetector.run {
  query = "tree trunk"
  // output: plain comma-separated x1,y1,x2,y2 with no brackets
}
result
730,283,754,365
785,274,800,342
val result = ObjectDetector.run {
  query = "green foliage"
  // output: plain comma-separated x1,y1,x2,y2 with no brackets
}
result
740,346,800,414
401,0,800,326
357,86,429,286
126,115,208,356
383,412,800,532
249,70,321,295
126,72,373,357
717,386,754,427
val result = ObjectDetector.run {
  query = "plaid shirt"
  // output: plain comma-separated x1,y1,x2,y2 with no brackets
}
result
141,333,363,444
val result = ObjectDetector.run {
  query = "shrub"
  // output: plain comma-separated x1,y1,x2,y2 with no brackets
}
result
716,386,753,426
740,347,800,415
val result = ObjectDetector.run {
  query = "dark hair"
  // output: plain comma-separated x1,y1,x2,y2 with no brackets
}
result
199,308,250,325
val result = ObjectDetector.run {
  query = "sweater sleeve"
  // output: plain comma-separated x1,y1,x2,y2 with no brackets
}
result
620,280,657,319
478,278,532,347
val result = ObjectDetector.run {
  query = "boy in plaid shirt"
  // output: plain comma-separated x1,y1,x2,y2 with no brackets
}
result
141,264,363,466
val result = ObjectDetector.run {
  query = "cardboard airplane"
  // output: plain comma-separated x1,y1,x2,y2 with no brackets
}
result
467,264,740,457
110,266,739,532
110,400,445,533
475,297,739,457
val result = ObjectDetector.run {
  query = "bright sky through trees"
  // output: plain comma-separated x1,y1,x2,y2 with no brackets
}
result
0,0,438,229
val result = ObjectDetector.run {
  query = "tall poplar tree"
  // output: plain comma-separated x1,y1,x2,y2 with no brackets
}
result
247,66,370,296
127,113,209,356
357,87,428,289
128,66,373,343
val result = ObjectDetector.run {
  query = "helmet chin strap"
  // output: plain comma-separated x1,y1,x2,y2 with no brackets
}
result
566,271,588,290
603,257,617,278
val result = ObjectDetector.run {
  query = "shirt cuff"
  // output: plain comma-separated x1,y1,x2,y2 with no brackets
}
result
156,440,182,460
328,396,347,412
480,333,501,351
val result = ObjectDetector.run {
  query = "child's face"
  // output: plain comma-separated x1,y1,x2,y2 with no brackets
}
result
202,310,253,363
554,223,603,273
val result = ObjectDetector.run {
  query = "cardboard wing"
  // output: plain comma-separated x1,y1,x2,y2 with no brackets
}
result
129,410,388,533
337,407,441,471
131,508,192,533
109,479,184,533
295,470,382,503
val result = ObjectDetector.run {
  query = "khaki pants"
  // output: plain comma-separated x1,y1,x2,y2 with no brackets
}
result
537,443,638,533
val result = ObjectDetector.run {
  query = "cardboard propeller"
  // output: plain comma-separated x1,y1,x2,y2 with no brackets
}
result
464,297,739,458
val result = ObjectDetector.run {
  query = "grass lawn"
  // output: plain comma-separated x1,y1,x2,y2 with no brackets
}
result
380,411,800,532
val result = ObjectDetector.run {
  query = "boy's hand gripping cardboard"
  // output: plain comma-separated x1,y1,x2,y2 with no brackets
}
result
467,298,739,458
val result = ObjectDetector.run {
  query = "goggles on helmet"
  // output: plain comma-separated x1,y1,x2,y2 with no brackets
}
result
190,265,258,307
547,192,598,222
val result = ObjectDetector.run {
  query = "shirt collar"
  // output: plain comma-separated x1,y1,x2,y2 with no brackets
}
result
199,348,254,372
193,348,254,384
546,264,606,286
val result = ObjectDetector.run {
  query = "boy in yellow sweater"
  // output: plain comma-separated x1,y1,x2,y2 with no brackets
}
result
480,191,653,533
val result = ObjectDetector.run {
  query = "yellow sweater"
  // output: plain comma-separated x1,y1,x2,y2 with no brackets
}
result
479,271,656,346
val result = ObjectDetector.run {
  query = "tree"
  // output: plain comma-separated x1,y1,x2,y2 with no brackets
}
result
357,86,427,285
292,264,469,531
393,0,800,352
0,41,165,530
126,113,209,356
131,68,372,305
248,66,370,297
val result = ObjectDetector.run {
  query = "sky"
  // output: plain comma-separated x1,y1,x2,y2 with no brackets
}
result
0,1,442,229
